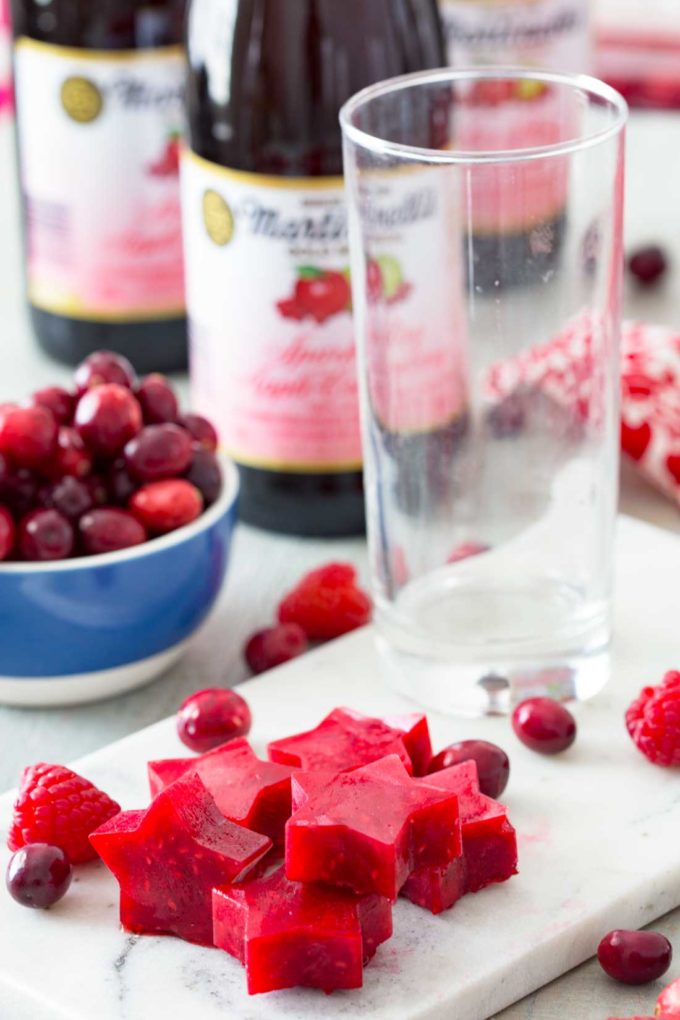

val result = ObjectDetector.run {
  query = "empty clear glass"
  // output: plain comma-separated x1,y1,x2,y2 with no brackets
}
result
341,69,627,715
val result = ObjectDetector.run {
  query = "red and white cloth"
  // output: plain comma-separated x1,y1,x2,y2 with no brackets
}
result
487,316,680,508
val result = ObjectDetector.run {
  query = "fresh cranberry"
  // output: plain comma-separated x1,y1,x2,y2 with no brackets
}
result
427,740,510,798
47,427,93,479
136,373,179,424
19,509,74,561
0,468,40,518
598,930,672,985
185,446,222,505
178,413,218,452
244,623,309,675
74,350,137,394
41,476,94,521
79,508,147,555
86,474,110,507
5,844,72,909
512,697,577,755
31,386,75,425
0,404,58,469
628,246,668,287
176,687,252,753
124,424,193,482
75,384,142,459
129,479,203,534
105,459,137,506
0,505,15,560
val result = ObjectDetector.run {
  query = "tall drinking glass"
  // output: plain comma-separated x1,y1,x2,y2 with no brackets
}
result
340,69,627,716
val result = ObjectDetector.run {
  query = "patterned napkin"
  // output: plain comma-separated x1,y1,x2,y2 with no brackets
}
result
486,315,680,508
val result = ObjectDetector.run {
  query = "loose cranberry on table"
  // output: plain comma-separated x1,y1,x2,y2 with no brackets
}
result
626,670,680,766
18,509,74,561
598,929,672,985
511,697,577,755
31,386,75,425
124,423,193,482
129,479,203,534
6,843,72,909
8,762,120,864
628,245,668,287
79,509,147,556
277,562,372,641
179,412,218,452
244,623,308,675
75,350,137,393
0,506,15,560
428,739,510,799
136,373,178,424
75,383,142,459
176,688,252,753
0,404,58,469
185,446,223,506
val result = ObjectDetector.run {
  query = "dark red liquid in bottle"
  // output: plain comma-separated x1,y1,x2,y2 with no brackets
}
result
184,0,446,536
11,0,187,373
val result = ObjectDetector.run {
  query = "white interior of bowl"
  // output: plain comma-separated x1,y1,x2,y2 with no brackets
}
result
0,457,239,574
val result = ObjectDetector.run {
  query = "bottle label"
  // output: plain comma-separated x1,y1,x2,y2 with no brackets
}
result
352,164,469,436
14,38,185,321
440,0,591,72
182,150,362,472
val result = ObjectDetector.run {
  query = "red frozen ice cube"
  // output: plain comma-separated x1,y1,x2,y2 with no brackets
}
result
213,862,393,994
267,706,431,775
90,773,271,945
402,760,518,913
147,738,295,845
343,708,433,776
286,754,461,900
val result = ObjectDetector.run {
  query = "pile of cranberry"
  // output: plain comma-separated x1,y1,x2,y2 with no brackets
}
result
0,351,222,562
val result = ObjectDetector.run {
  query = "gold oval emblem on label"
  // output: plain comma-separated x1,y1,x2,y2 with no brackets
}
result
203,189,234,246
61,77,103,124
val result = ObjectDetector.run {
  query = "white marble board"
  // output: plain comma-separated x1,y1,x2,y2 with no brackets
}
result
1,515,679,1020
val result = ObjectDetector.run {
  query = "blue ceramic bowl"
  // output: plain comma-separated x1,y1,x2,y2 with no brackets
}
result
0,461,239,707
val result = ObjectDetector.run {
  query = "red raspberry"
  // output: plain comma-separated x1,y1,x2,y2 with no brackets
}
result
277,563,372,641
8,763,120,864
657,977,680,1016
244,623,309,674
625,671,680,766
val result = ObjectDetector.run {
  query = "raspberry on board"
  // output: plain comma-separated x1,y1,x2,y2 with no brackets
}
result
625,670,680,767
8,763,121,864
277,563,372,642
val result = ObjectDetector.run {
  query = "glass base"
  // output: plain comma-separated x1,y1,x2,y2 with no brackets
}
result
378,635,610,716
375,572,611,716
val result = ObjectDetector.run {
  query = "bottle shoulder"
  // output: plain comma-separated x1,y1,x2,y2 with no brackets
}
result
10,0,185,50
185,0,445,174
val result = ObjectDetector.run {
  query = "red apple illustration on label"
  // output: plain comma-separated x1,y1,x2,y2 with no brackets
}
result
148,132,181,177
277,266,352,324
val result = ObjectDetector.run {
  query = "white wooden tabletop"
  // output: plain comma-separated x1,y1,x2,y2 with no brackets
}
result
0,111,678,1020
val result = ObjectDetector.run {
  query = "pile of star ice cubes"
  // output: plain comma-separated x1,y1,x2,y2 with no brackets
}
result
92,707,518,995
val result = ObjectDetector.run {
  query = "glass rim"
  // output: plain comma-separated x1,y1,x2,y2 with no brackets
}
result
339,67,628,165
